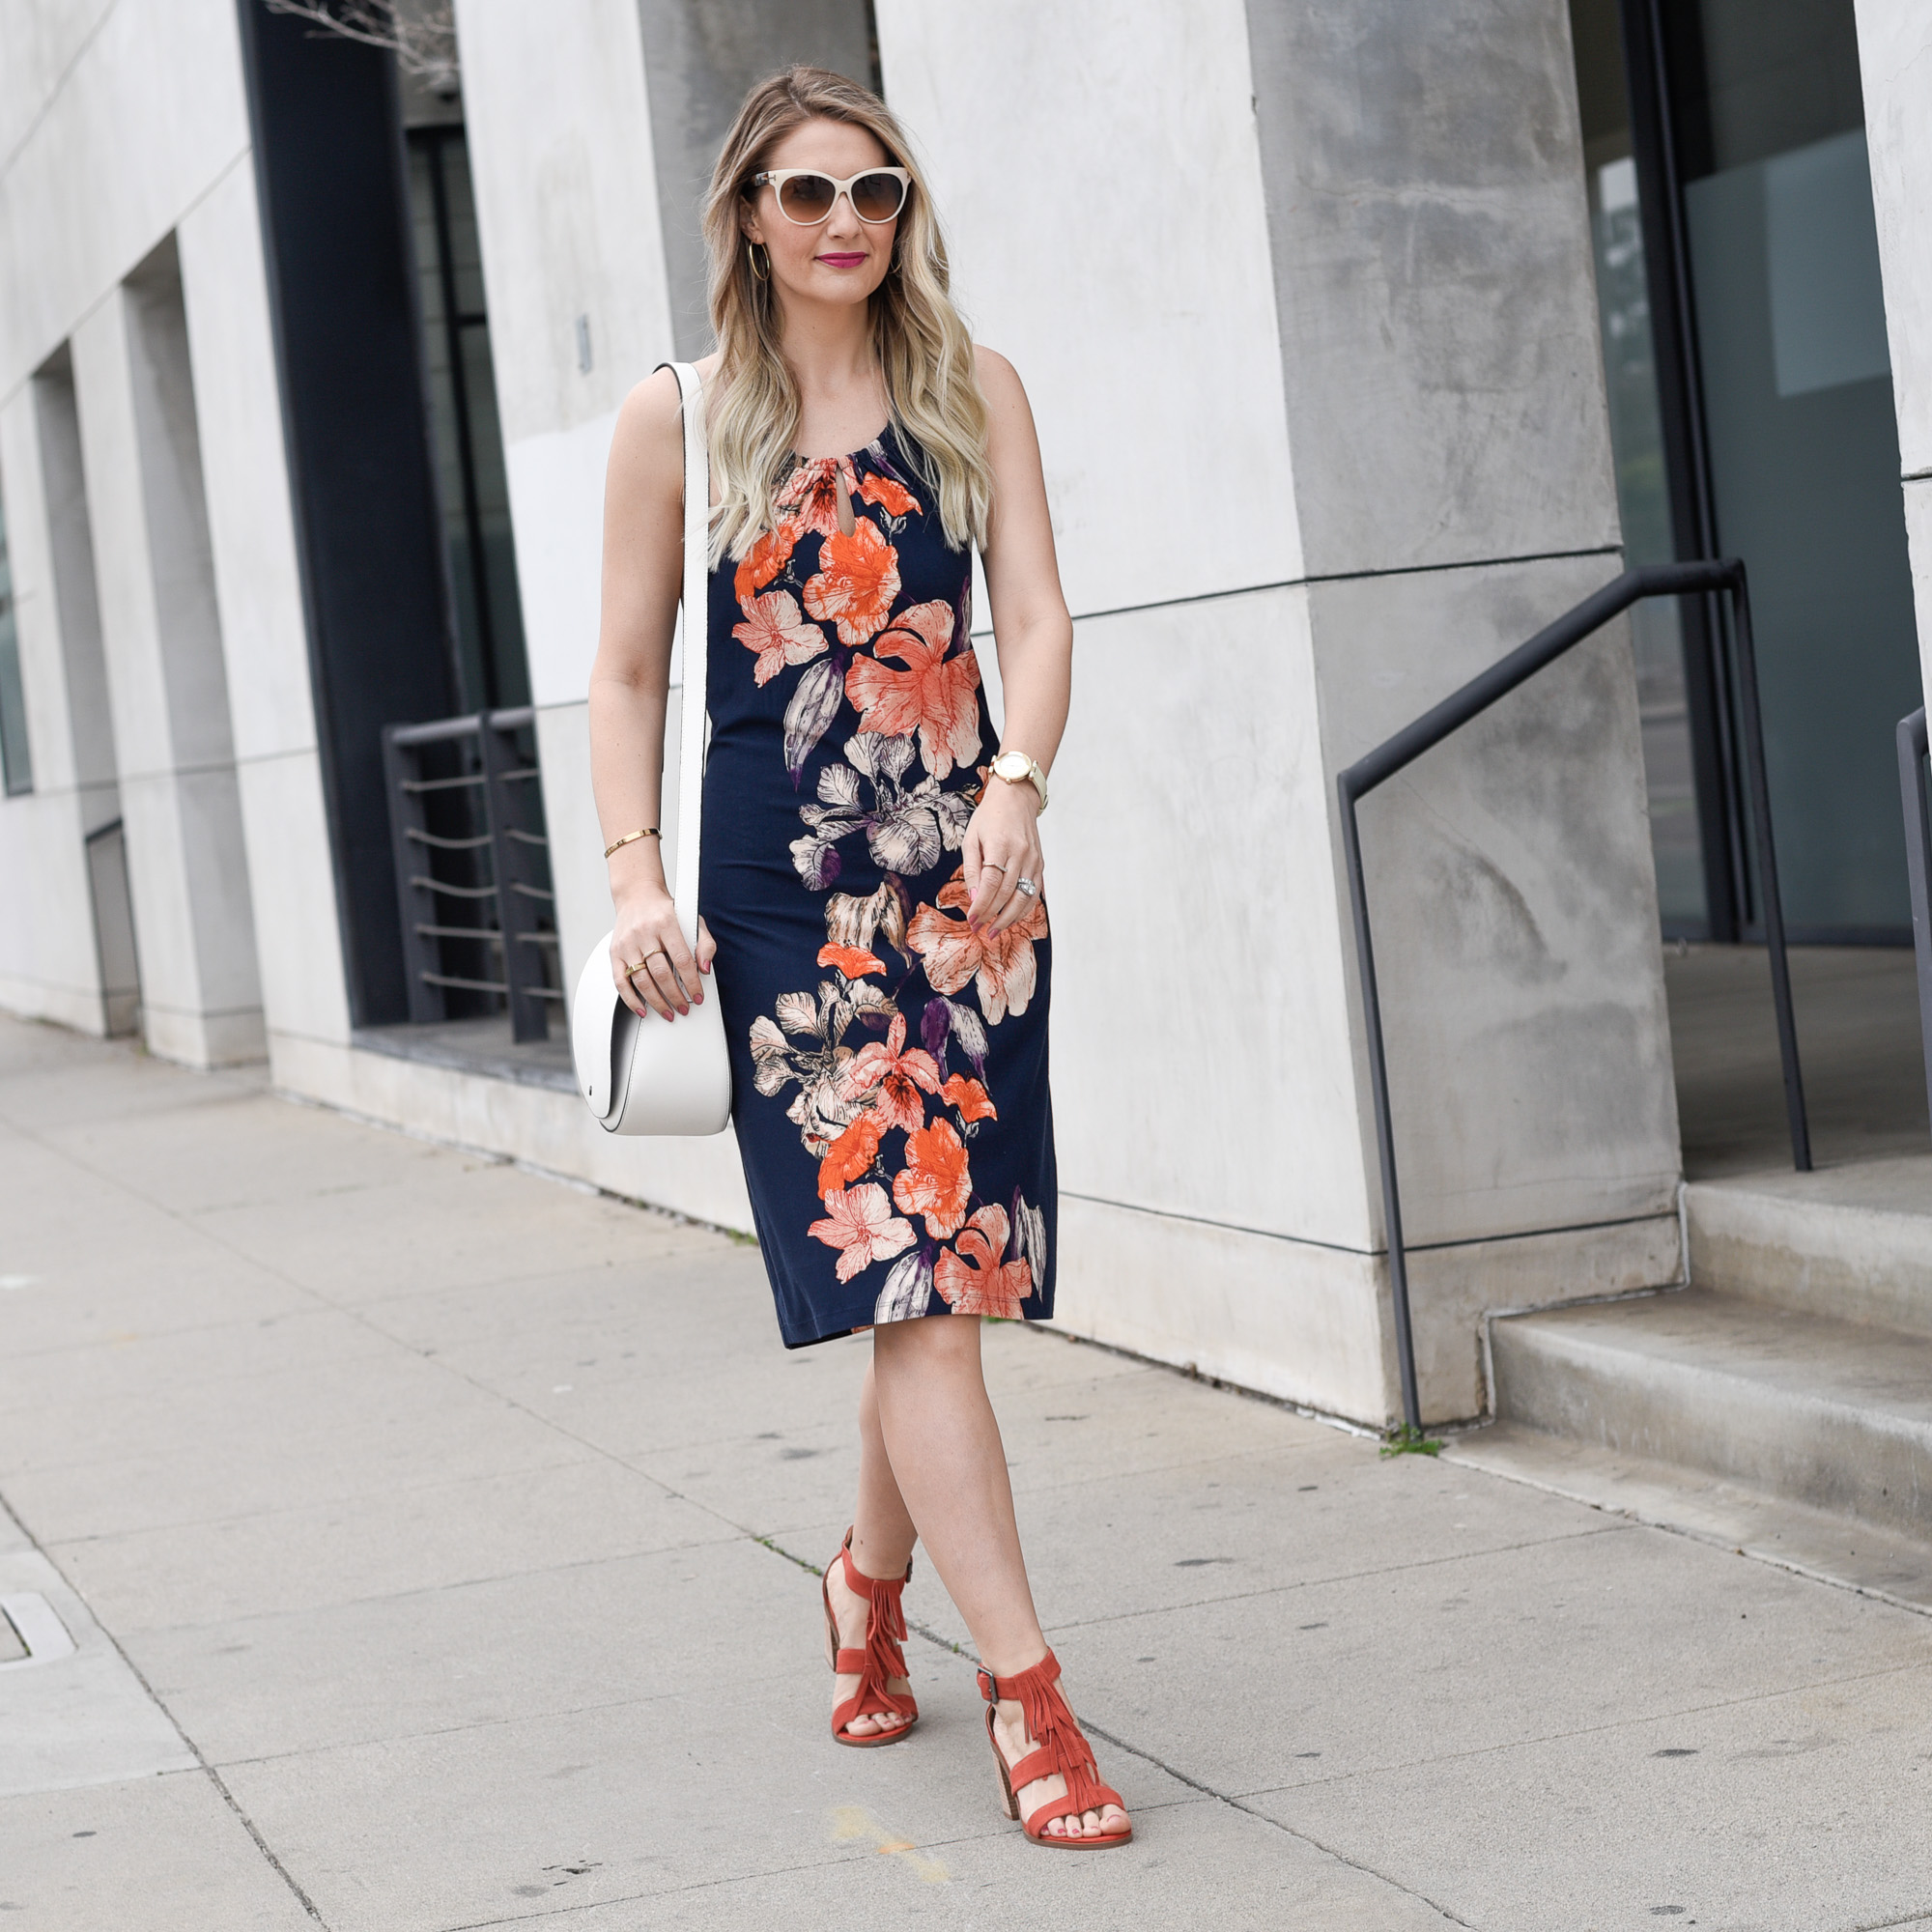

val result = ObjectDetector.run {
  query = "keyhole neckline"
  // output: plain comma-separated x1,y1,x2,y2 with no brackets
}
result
788,424,893,468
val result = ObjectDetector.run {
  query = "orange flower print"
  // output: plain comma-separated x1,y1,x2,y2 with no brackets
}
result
838,1012,941,1134
777,456,857,540
810,1182,916,1283
818,1113,884,1199
804,518,900,646
733,520,799,607
844,601,982,779
892,1118,973,1239
857,469,920,518
817,942,885,980
940,1073,997,1122
906,871,1049,1024
933,1205,1032,1319
733,590,827,687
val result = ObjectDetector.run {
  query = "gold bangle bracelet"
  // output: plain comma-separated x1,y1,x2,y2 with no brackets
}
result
603,827,661,859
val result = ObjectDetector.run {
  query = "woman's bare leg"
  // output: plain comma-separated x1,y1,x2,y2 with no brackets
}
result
826,1356,918,1738
864,1314,1128,1839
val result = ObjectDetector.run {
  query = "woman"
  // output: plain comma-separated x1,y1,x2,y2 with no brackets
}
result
588,66,1129,1849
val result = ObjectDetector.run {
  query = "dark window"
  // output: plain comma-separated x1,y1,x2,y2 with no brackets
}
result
0,487,31,797
407,127,529,715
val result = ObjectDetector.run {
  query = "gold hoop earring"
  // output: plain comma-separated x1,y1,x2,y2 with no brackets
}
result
747,240,769,282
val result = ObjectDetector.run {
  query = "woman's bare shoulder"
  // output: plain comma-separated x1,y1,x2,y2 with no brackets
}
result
609,366,685,491
972,344,1041,457
972,342,1025,401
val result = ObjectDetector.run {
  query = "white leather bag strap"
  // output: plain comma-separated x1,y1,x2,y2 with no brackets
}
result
660,359,709,950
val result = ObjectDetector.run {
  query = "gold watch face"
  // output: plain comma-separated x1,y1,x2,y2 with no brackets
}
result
992,753,1029,781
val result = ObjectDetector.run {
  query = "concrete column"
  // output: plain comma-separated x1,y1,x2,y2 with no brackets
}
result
1855,0,1932,703
177,157,355,1062
70,238,265,1067
0,362,132,1035
879,0,1679,1423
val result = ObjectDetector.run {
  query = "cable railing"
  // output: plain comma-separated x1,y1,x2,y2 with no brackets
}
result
1338,558,1807,1437
381,706,561,1043
1899,706,1932,1137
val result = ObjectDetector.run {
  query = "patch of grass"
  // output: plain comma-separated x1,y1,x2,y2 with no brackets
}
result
753,1533,822,1577
1378,1424,1440,1459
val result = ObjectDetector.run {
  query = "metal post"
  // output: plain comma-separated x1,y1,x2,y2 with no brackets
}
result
1899,708,1932,1139
1722,563,1811,1171
478,707,547,1043
1339,780,1423,1435
383,724,446,1024
1334,558,1810,1440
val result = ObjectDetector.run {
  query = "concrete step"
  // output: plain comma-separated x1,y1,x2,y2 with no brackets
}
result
1685,1153,1932,1331
1445,1421,1932,1614
1491,1288,1932,1543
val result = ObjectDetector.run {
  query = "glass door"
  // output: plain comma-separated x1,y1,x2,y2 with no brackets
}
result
1673,0,1918,939
1571,0,1921,943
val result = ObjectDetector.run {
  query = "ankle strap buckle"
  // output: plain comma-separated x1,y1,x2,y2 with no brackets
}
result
976,1667,998,1703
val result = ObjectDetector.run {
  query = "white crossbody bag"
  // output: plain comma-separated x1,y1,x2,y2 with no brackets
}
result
569,361,732,1136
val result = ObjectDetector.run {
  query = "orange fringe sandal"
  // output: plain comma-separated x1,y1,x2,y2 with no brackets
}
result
822,1529,919,1747
979,1649,1133,1848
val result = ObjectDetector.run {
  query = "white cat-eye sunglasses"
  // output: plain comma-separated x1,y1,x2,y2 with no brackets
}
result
748,166,911,225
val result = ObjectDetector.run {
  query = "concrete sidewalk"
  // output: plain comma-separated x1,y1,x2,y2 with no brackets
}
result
3,1013,1931,1931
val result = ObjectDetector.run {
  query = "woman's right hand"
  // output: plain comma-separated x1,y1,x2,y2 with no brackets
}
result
611,887,711,1021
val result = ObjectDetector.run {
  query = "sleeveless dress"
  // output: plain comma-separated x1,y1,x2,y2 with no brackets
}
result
699,425,1058,1349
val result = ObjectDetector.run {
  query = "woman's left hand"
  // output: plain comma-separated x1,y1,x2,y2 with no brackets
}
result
962,776,1044,933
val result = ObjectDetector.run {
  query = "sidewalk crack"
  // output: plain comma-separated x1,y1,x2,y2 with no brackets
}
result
0,1496,333,1927
1075,1715,1475,1926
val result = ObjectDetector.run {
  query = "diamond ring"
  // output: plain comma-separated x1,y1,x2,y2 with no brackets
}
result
1014,877,1037,897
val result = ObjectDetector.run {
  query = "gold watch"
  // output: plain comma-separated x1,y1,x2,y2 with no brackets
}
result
989,750,1048,812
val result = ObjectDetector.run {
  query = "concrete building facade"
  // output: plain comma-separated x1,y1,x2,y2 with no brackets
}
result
1,0,1924,1431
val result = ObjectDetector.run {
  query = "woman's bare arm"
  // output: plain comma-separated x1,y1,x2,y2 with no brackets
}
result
588,365,714,1019
964,346,1074,933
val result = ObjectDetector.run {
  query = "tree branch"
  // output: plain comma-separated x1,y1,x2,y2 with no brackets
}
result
261,0,459,93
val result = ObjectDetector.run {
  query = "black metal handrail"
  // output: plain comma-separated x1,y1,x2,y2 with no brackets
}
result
382,705,561,1042
1338,559,1808,1435
1900,706,1932,1137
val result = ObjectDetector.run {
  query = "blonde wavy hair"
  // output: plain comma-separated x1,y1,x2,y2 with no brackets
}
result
702,66,993,565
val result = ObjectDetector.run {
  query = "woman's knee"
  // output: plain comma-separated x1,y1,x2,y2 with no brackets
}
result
873,1311,982,1385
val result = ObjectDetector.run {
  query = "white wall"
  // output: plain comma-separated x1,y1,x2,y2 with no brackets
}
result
1856,0,1932,704
0,376,121,1032
456,0,676,714
0,0,261,1044
0,1,250,396
0,0,351,1074
879,0,1304,621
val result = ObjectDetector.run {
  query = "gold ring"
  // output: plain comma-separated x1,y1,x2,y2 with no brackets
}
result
644,948,670,962
624,960,646,978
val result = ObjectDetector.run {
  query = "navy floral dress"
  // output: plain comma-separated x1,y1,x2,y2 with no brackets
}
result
699,426,1057,1348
